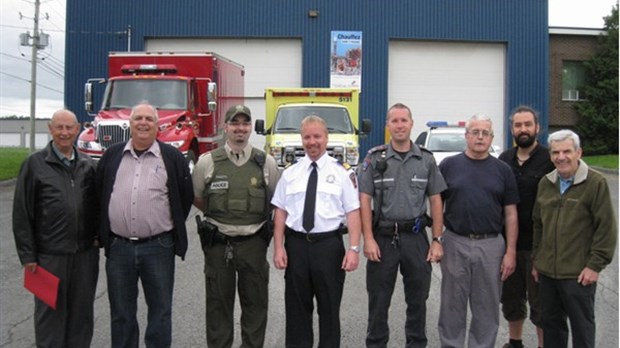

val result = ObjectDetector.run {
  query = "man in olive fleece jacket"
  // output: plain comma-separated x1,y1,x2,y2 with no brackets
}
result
532,129,617,348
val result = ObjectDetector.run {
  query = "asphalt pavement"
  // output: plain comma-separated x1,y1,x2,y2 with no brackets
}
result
1,170,617,347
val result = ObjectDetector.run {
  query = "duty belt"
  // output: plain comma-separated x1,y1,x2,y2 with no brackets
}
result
375,215,430,236
213,231,258,244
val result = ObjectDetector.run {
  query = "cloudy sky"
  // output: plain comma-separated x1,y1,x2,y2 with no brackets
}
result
0,0,617,119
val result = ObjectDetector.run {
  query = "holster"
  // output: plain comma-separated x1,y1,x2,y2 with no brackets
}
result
195,215,217,250
259,222,273,245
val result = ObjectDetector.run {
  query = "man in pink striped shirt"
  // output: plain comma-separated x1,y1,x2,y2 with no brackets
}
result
96,103,193,348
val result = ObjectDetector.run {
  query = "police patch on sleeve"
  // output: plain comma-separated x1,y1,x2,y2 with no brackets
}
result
349,172,357,188
362,157,371,172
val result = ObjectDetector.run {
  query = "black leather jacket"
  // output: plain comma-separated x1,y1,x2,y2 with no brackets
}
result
12,142,98,265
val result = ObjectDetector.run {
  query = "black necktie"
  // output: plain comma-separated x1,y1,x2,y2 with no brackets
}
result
303,162,318,232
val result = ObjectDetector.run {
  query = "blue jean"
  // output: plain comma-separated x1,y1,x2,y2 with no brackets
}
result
106,233,176,348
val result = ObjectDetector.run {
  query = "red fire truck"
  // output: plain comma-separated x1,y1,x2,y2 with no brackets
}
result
77,51,244,168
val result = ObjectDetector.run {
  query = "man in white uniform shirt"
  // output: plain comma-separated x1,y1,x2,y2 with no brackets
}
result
271,115,362,348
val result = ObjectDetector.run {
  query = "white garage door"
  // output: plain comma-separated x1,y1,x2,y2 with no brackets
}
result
388,40,506,150
146,38,302,149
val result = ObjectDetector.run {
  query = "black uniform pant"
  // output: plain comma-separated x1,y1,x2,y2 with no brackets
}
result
204,234,269,348
539,274,596,348
34,248,99,348
284,233,345,348
366,231,431,348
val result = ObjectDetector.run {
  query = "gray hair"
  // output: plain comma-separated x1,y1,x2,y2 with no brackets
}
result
465,114,493,130
548,129,580,150
130,103,159,122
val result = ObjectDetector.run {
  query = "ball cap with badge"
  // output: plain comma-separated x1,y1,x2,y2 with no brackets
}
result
225,105,252,123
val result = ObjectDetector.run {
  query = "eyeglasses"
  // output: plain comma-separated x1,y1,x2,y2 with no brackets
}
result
228,121,252,127
467,129,493,137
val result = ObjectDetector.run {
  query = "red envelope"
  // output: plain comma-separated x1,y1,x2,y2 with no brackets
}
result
24,266,60,310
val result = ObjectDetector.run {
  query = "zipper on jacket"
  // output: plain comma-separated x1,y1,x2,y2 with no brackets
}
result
65,162,79,252
553,190,567,278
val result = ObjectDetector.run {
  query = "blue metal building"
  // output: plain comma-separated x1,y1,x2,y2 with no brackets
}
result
64,0,549,153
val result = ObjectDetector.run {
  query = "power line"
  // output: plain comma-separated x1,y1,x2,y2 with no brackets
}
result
45,0,66,23
41,56,64,71
0,24,64,33
46,54,64,66
0,24,130,36
0,52,30,62
0,52,64,77
0,71,63,94
39,61,64,79
42,21,64,33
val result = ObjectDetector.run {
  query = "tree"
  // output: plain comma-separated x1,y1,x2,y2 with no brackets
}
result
575,3,619,155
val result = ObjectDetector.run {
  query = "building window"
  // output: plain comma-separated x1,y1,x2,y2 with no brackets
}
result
562,61,586,101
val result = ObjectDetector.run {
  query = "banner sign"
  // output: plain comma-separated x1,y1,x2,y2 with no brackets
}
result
330,31,362,89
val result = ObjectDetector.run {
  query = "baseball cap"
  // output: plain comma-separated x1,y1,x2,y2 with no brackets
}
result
225,105,252,123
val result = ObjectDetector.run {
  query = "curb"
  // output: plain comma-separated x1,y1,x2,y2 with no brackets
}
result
591,166,619,176
0,178,16,187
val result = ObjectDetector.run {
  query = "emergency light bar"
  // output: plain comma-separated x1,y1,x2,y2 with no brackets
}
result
121,64,178,74
271,91,353,98
426,121,466,128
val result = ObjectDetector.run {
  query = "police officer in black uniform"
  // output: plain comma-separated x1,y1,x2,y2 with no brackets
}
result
358,103,447,348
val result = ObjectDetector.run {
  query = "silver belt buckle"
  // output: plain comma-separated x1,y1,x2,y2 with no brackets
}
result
129,236,140,241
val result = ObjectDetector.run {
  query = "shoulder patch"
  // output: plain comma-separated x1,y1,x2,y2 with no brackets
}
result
349,172,358,188
367,144,389,155
419,146,433,155
361,157,371,172
362,144,389,172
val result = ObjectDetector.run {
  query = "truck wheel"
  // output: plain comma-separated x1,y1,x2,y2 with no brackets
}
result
187,149,197,173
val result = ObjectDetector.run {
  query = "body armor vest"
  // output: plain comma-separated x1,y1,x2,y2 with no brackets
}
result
205,147,267,225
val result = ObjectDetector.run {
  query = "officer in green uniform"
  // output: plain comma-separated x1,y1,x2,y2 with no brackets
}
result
192,105,280,348
358,103,447,347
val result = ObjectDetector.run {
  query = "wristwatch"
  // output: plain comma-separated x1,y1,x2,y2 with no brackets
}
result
349,245,361,253
432,236,444,244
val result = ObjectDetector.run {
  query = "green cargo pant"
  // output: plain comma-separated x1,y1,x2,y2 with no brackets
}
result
204,234,269,348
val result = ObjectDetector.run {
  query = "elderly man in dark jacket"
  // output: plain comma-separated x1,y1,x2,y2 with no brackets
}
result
13,109,100,348
532,129,617,348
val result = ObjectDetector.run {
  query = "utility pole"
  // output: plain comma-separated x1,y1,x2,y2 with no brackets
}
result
19,0,48,152
28,0,40,153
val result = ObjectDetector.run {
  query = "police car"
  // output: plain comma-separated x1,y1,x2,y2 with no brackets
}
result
413,121,500,164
